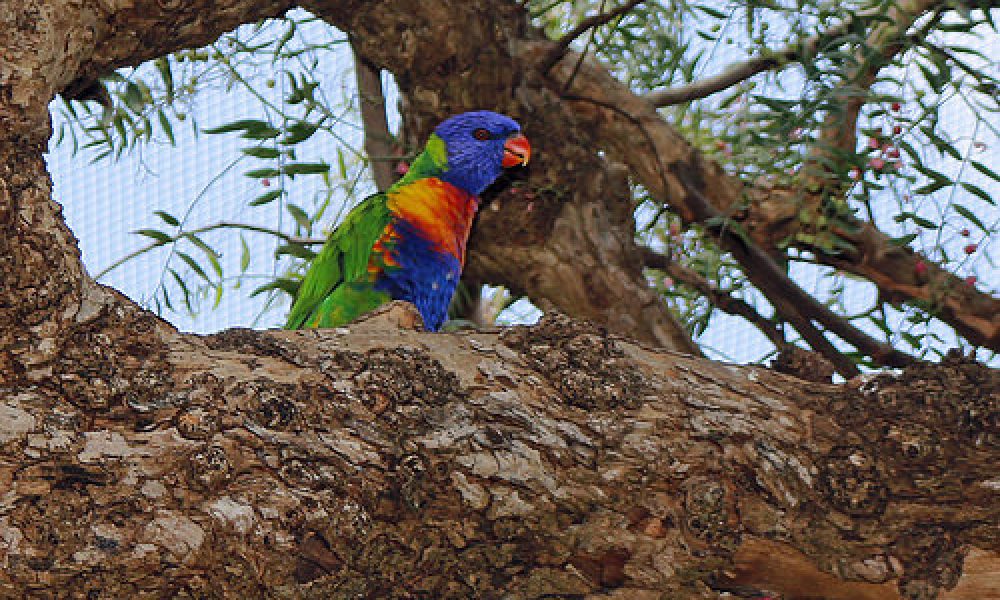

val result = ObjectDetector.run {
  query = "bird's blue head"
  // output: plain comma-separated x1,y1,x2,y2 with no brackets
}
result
433,110,531,195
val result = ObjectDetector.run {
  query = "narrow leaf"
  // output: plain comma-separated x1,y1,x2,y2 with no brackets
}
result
250,190,283,206
153,211,179,226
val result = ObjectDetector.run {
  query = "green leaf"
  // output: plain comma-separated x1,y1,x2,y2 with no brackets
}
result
242,146,281,159
251,277,300,298
168,268,194,313
890,233,918,246
241,125,281,140
184,233,223,278
286,204,312,230
923,127,962,161
275,243,317,260
282,162,330,177
250,189,283,206
177,251,210,282
122,82,145,114
971,160,1000,185
245,167,281,179
914,179,950,196
960,182,995,206
135,229,172,245
203,119,279,140
696,5,728,19
901,331,923,350
239,235,250,273
154,57,174,101
336,148,347,180
153,210,179,226
280,121,319,145
212,284,224,309
952,204,988,233
157,109,175,145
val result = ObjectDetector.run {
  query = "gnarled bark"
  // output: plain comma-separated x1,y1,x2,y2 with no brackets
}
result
1,300,997,598
1,1,998,598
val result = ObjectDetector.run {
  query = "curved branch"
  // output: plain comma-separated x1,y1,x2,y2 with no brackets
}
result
539,0,647,73
644,11,860,107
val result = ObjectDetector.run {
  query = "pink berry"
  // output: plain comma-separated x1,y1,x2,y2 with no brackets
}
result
891,102,901,112
395,161,410,175
261,178,270,187
849,168,861,180
868,137,880,150
960,228,970,237
868,157,885,170
886,147,900,158
965,275,977,286
964,243,977,255
893,125,902,135
914,260,928,276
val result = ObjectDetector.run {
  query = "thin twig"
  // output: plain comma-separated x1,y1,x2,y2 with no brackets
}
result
96,222,323,280
640,246,787,348
540,0,646,73
561,0,606,94
643,8,873,107
671,165,917,375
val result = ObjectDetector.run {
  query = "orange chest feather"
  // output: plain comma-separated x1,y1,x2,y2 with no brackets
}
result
384,178,479,261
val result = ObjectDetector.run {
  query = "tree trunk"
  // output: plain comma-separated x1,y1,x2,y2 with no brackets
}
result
1,1,997,598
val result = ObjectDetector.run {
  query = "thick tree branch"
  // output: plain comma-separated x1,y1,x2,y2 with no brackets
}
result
352,43,396,192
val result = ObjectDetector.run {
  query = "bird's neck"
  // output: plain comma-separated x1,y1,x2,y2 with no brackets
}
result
391,134,450,191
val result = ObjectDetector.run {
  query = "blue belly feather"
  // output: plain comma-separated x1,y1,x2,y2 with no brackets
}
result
373,220,461,331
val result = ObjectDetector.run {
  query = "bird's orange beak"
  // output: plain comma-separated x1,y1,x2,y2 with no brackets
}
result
502,133,531,168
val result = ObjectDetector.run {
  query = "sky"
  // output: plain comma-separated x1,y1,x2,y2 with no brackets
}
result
44,8,998,367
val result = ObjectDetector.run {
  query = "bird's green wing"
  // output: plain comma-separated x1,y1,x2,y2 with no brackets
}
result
284,192,393,329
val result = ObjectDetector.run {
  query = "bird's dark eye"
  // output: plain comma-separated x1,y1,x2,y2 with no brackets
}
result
473,128,492,141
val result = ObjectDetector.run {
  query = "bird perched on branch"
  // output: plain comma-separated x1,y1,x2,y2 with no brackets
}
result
285,110,531,331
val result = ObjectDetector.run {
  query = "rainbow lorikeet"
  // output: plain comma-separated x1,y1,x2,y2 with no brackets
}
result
285,110,531,331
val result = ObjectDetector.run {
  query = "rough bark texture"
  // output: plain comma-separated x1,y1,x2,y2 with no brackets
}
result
1,302,998,598
1,1,998,598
